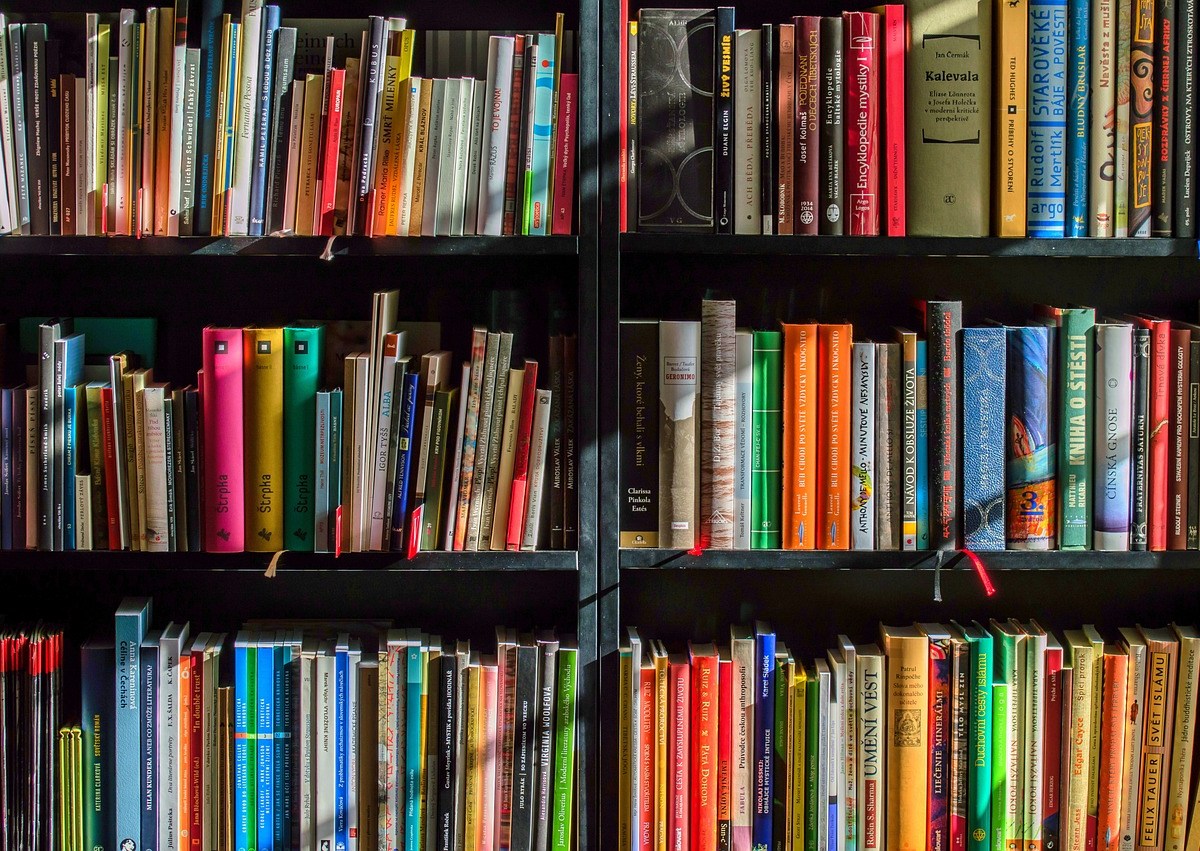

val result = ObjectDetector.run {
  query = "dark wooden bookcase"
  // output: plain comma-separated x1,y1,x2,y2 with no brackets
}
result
596,0,1200,849
0,0,600,847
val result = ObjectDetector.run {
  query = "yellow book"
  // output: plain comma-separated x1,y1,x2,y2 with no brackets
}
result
993,0,1028,236
408,78,433,236
57,727,69,851
295,73,323,237
619,638,635,851
881,625,929,851
94,23,111,232
790,664,808,851
211,15,232,234
387,30,416,235
127,368,150,550
1083,626,1106,849
781,649,796,851
372,49,404,236
72,726,84,851
464,656,483,851
1166,626,1200,851
1064,630,1097,851
243,328,284,552
418,640,433,845
652,639,669,851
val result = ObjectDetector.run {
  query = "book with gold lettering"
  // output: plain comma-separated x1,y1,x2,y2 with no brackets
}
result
1136,626,1179,851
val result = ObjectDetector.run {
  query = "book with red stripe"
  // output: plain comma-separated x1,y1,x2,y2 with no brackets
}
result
505,360,539,551
319,68,345,236
639,660,656,851
201,327,245,552
717,649,733,851
690,643,719,851
844,11,881,235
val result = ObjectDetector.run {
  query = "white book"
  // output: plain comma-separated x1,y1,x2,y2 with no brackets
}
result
624,628,643,851
1118,628,1148,851
230,0,264,236
814,657,831,851
730,624,755,851
141,8,158,235
467,332,502,552
443,363,471,551
167,12,189,235
159,622,190,851
434,78,462,236
85,13,100,234
369,341,401,551
75,77,88,229
1094,323,1134,550
351,353,370,552
76,473,92,549
855,645,886,851
114,9,136,234
837,637,858,851
141,385,170,552
477,36,514,236
449,77,474,236
421,78,447,236
733,29,762,235
397,75,421,235
282,79,305,234
1089,0,1116,237
734,329,753,550
0,16,18,232
1023,623,1048,846
521,388,553,551
316,641,337,851
1167,626,1200,851
463,78,488,235
851,342,876,550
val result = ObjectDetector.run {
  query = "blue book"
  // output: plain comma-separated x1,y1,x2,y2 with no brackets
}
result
2,388,12,550
915,340,930,549
1065,0,1089,236
390,372,420,552
248,5,280,236
234,631,257,851
257,635,277,851
83,638,116,851
524,33,556,235
752,622,776,851
63,384,78,550
1027,0,1069,237
334,634,350,851
140,631,160,851
274,636,295,849
194,0,223,234
115,597,153,851
404,635,424,851
54,332,85,550
962,327,1007,550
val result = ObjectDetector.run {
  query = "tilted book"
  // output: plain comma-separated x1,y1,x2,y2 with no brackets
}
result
660,322,700,550
701,300,736,549
961,327,1006,551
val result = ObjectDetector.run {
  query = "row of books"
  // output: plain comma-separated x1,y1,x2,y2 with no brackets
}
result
621,0,1196,238
617,621,1200,851
2,599,580,851
0,10,577,238
620,300,1192,553
2,299,578,554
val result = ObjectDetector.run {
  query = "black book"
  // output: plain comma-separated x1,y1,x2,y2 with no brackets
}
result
266,27,297,235
1152,0,1175,235
619,320,660,547
1131,327,1151,550
1188,338,1200,548
549,335,564,550
562,334,577,550
637,8,715,231
818,16,843,235
761,23,775,235
351,16,386,235
509,639,540,851
926,301,962,551
194,0,223,235
434,651,457,851
45,41,60,235
8,23,29,233
12,388,26,551
1176,0,1196,236
532,633,558,851
184,388,202,552
23,23,50,236
516,35,537,226
713,6,735,233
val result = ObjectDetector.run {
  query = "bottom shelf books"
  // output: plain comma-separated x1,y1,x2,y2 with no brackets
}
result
3,598,579,851
619,622,1200,851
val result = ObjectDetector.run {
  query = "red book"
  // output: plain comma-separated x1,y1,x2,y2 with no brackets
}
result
875,4,906,235
505,360,540,551
716,652,733,851
551,73,577,235
689,643,719,851
502,34,528,236
1043,636,1064,851
794,17,821,235
639,662,656,851
100,386,122,549
190,639,206,850
843,11,881,235
668,652,691,851
319,69,346,236
1169,325,1191,549
178,653,193,848
776,24,795,235
1134,317,1171,549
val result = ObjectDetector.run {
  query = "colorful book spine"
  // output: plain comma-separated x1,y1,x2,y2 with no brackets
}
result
1130,328,1151,549
551,642,578,851
1043,639,1064,851
735,330,753,550
964,626,993,851
202,328,245,552
701,300,737,550
1114,0,1133,236
795,16,819,235
752,331,783,550
851,341,876,550
693,646,720,850
1064,0,1090,236
883,627,929,851
962,328,1006,551
282,325,323,552
899,331,918,550
926,303,961,550
1129,0,1155,237
1058,309,1095,549
139,635,158,851
916,340,930,549
783,324,817,551
244,327,284,552
928,635,952,851
1090,0,1117,236
843,12,880,236
819,17,843,235
753,626,776,851
1095,649,1128,851
877,5,905,236
714,8,736,234
1094,325,1133,550
1006,326,1057,550
115,598,152,851
718,652,734,851
257,639,276,851
1152,0,1175,236
995,0,1029,236
234,633,256,851
523,32,555,235
669,652,691,851
819,325,852,550
777,24,795,236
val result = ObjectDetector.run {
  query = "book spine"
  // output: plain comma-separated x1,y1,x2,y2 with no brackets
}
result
879,6,905,235
714,8,735,233
819,325,851,550
1165,633,1197,851
1006,326,1058,549
701,301,736,550
1117,642,1144,851
926,302,962,550
794,17,819,235
551,73,577,235
1189,341,1200,549
948,640,969,851
899,333,918,548
967,634,993,851
283,326,323,552
1067,642,1095,851
735,331,753,549
1028,0,1070,236
929,639,952,851
83,642,116,851
844,12,880,235
753,632,776,851
761,23,774,236
851,342,876,550
244,328,284,553
519,389,553,551
505,363,539,551
1059,309,1096,549
819,17,844,235
995,0,1029,236
1170,330,1191,549
887,633,930,851
24,24,50,234
265,28,296,234
1043,648,1063,851
525,33,556,235
202,328,245,552
390,373,420,552
1089,0,1117,236
1152,0,1175,235
115,607,147,851
549,646,577,851
751,331,783,550
733,28,760,235
1094,325,1133,550
1175,0,1196,236
140,639,158,851
183,390,201,553
1065,0,1089,236
247,7,279,237
1114,0,1133,235
318,69,345,236
989,681,1010,851
456,330,489,550
1137,641,1177,851
659,322,701,549
691,652,718,851
1129,0,1155,236
1096,652,1128,851
782,324,817,551
962,328,1006,551
478,37,514,236
1131,328,1152,549
776,24,795,236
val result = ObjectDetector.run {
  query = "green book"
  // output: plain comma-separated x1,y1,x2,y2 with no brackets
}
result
752,330,782,548
989,621,1026,851
1057,307,1095,549
550,638,578,851
956,621,993,851
420,386,457,551
990,681,1009,851
283,325,325,551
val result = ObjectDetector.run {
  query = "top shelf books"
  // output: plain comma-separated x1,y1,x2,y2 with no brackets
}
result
0,8,579,238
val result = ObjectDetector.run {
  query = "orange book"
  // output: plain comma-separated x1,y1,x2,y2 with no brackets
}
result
1097,646,1129,851
782,323,818,550
818,324,852,549
689,643,719,851
639,662,656,851
178,652,193,847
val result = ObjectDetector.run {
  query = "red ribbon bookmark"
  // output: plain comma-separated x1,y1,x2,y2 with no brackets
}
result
962,549,997,597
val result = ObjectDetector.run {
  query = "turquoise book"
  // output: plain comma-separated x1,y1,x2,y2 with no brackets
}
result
916,340,930,548
328,389,343,552
234,631,258,851
1064,0,1089,235
63,384,78,550
114,598,152,851
1057,308,1094,549
956,620,993,851
257,637,276,851
283,325,325,551
524,33,556,235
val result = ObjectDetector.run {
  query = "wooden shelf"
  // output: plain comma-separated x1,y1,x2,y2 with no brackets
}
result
619,548,1200,570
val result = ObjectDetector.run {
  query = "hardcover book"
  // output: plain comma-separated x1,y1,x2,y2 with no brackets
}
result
660,321,700,549
201,327,245,552
1129,0,1155,237
881,625,929,851
701,301,736,550
282,325,323,551
733,28,761,235
714,8,736,233
875,341,902,549
962,327,1006,551
751,330,782,549
782,323,817,551
1006,326,1057,549
1090,0,1117,236
926,302,962,550
1056,308,1095,549
851,341,876,550
1065,0,1089,236
995,0,1028,235
819,324,851,550
1093,324,1133,550
794,17,820,235
244,327,284,552
844,12,880,235
819,17,844,235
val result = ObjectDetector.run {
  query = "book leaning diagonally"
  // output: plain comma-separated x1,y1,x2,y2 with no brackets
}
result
229,0,263,235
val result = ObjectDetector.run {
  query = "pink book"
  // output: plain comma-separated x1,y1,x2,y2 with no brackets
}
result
504,360,539,551
319,69,346,236
551,73,578,235
878,4,906,236
201,327,245,552
844,11,881,235
480,659,499,851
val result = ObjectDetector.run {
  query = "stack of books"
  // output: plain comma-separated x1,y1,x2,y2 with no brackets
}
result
621,0,1196,237
0,9,577,237
620,299,1192,553
618,622,1200,851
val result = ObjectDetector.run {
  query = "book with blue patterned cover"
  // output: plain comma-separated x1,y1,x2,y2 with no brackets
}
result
962,327,1007,550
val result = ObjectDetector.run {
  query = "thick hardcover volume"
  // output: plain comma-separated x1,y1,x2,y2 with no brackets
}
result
751,331,783,549
881,626,929,851
961,327,1006,551
202,328,245,552
844,12,881,235
1090,0,1117,236
701,301,737,549
926,302,962,551
1129,0,1155,237
1136,628,1178,851
777,24,795,235
1093,324,1133,550
818,325,852,550
690,645,719,850
851,342,877,550
669,652,692,851
1056,308,1095,549
761,24,774,235
620,321,660,547
1169,327,1192,550
897,330,919,549
282,326,323,552
714,8,736,233
782,324,818,550
1131,328,1152,549
994,0,1028,235
1007,326,1058,549
733,28,761,235
735,331,754,549
819,17,844,235
752,625,776,851
115,598,152,851
905,0,991,235
660,322,701,549
795,17,820,235
244,328,284,553
1166,627,1199,851
637,9,715,232
1064,0,1089,237
1151,0,1174,235
1028,0,1069,236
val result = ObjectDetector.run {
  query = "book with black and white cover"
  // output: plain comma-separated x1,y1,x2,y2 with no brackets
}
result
351,16,385,234
478,36,515,235
521,389,553,551
510,639,540,851
421,77,447,236
229,0,264,235
733,28,762,235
